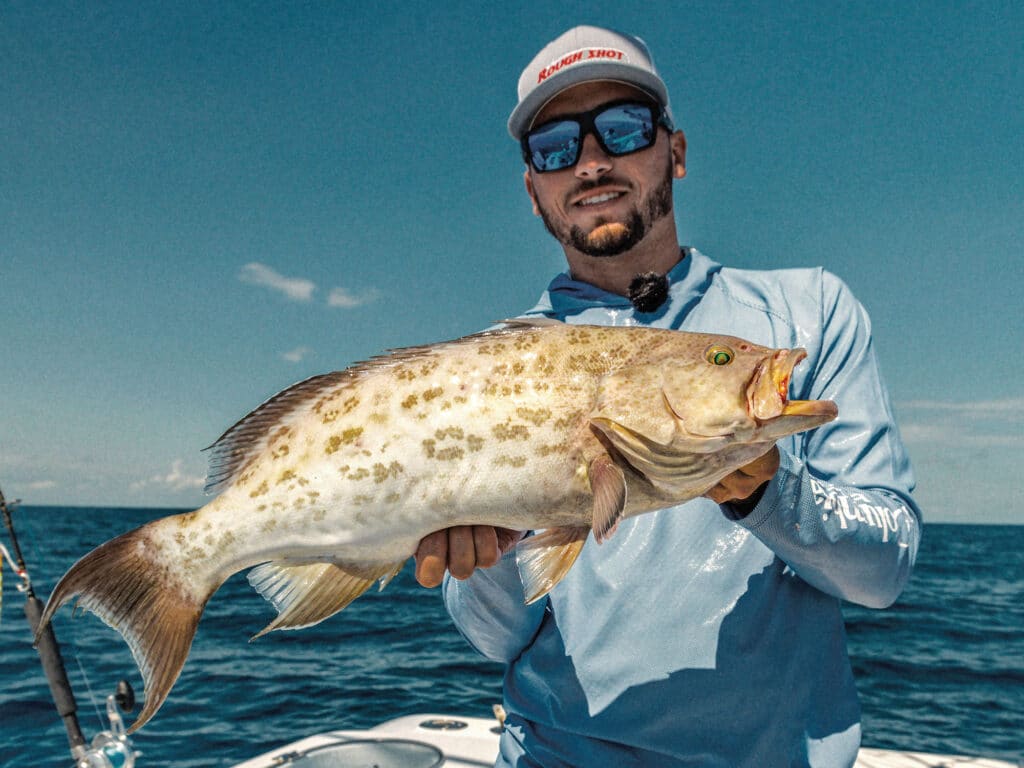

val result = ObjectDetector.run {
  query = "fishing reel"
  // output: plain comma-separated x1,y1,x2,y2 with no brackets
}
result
76,681,139,768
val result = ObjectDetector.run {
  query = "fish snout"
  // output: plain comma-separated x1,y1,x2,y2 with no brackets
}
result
746,347,838,430
747,348,806,421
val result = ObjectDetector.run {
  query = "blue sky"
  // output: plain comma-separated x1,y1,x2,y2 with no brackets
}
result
1,1,1021,524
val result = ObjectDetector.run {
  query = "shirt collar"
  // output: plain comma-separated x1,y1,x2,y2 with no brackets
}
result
535,247,721,319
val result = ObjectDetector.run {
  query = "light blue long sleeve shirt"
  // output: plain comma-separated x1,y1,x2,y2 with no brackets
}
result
444,247,921,768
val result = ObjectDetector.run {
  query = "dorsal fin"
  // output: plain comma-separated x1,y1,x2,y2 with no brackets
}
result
497,316,564,328
202,320,565,495
202,372,350,494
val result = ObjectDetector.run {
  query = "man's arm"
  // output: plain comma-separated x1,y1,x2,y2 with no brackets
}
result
711,272,921,608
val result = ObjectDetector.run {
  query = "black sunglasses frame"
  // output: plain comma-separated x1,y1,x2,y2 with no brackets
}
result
521,99,675,173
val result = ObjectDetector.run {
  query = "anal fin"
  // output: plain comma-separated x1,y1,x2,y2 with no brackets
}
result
248,559,405,640
515,526,589,605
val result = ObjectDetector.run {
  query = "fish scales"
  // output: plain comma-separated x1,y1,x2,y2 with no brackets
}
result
184,323,646,574
39,319,838,732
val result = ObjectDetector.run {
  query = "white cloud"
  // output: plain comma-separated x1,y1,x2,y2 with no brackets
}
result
327,286,381,309
898,397,1024,414
239,262,316,302
281,346,313,363
132,460,205,492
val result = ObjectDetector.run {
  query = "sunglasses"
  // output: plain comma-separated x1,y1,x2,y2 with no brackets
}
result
522,99,674,173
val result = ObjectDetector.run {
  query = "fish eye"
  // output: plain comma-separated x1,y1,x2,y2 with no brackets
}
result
705,345,734,366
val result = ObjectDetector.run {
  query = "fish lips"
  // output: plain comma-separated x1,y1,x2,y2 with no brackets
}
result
747,347,838,429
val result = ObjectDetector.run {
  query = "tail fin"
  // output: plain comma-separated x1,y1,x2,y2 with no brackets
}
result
38,524,224,733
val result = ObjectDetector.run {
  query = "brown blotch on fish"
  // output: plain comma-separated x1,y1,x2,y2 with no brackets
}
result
401,393,418,409
538,441,570,457
516,407,551,426
422,386,444,402
467,434,484,452
341,427,364,444
372,462,404,483
492,423,530,441
435,426,465,441
272,444,290,459
434,446,465,461
249,480,270,498
347,468,370,481
493,455,528,468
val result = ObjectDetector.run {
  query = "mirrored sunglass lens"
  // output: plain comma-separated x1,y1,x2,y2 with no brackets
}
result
595,104,655,155
528,120,581,171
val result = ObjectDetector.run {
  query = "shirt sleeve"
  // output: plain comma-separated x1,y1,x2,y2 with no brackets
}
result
724,271,922,608
442,548,548,663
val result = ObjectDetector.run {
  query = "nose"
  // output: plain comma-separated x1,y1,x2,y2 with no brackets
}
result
574,133,613,180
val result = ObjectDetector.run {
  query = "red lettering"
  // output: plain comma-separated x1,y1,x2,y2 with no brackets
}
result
537,51,585,83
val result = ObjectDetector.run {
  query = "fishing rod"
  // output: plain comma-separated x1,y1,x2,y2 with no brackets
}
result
1,484,139,768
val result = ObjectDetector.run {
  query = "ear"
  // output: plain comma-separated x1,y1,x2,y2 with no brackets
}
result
669,130,687,179
524,168,542,216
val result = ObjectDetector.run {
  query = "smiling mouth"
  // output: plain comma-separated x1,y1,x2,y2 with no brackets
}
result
575,191,625,207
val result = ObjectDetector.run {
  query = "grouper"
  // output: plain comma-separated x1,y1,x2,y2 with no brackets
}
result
39,318,837,731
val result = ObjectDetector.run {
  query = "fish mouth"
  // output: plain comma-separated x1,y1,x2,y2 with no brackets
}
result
747,348,838,423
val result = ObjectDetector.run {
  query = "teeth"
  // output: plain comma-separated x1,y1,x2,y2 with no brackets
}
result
578,192,621,206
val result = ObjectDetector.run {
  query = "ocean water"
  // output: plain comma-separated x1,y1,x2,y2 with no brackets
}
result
1,507,1021,767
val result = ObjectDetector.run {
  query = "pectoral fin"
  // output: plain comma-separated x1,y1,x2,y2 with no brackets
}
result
590,416,729,499
515,526,589,604
590,453,627,544
248,559,404,639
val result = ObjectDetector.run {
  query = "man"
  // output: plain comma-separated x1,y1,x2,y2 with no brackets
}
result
416,25,921,768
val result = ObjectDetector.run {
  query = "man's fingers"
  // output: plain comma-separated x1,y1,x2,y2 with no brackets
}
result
414,529,449,588
446,525,478,580
737,447,780,480
414,526,525,588
704,447,780,505
473,525,500,569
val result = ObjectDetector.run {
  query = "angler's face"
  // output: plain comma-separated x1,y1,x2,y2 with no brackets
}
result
523,81,687,258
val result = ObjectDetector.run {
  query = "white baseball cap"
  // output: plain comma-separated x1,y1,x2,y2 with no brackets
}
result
508,25,674,140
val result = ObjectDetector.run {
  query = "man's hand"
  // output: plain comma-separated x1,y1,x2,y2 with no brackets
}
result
414,525,524,587
703,446,780,507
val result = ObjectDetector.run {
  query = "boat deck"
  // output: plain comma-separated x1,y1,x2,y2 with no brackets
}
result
231,713,1019,767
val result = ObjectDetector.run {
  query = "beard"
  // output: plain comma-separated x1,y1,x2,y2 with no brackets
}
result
536,164,674,258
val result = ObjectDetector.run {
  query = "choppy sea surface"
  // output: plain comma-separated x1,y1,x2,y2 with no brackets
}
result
1,507,1021,767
